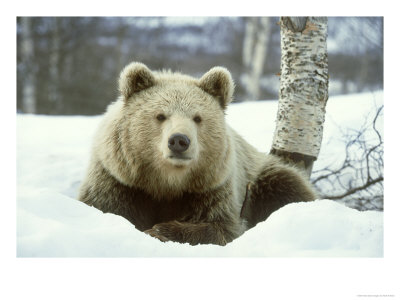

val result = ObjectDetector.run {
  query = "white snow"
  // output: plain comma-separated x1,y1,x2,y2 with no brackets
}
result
16,91,383,257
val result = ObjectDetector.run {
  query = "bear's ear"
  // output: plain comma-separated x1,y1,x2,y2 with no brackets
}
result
118,62,156,99
198,67,235,109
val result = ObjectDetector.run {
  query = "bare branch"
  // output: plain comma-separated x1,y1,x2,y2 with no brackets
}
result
311,104,383,211
324,176,383,200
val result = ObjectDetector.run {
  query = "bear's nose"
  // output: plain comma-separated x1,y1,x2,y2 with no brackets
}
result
168,133,190,153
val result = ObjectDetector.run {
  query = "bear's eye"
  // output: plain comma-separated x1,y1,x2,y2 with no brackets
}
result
193,116,202,123
156,114,166,122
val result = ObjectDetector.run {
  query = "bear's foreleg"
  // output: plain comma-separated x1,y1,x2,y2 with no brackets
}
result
78,161,158,231
144,220,239,246
241,161,317,229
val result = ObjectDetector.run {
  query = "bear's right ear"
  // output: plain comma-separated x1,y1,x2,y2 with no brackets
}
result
118,62,156,99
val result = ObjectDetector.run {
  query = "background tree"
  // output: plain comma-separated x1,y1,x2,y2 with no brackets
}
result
271,17,329,177
20,17,36,114
242,17,271,100
48,17,61,111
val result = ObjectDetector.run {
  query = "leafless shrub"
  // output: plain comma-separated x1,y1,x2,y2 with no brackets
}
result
311,105,383,211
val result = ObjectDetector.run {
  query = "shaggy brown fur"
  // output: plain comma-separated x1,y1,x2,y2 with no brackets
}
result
78,62,316,246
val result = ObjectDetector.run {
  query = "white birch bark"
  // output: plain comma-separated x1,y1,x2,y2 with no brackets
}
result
21,17,36,114
271,17,329,175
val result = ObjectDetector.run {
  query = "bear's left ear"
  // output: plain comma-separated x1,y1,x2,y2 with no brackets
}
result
118,62,156,100
198,67,235,109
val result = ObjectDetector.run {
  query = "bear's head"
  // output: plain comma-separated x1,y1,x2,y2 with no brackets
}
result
106,62,235,197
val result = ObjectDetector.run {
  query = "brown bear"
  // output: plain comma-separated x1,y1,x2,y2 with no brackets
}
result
78,62,316,246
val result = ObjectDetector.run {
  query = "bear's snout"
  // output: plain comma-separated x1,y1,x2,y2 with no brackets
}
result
168,133,191,153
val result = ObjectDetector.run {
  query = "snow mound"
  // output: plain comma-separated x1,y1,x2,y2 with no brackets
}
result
17,188,382,257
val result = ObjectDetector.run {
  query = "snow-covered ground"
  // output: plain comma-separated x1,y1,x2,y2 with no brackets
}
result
16,91,383,257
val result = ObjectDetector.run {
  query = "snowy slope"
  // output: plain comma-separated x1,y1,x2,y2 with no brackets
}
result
16,91,383,257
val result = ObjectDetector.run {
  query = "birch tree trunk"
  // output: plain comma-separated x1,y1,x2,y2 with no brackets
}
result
242,17,271,100
21,17,36,114
271,17,329,177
